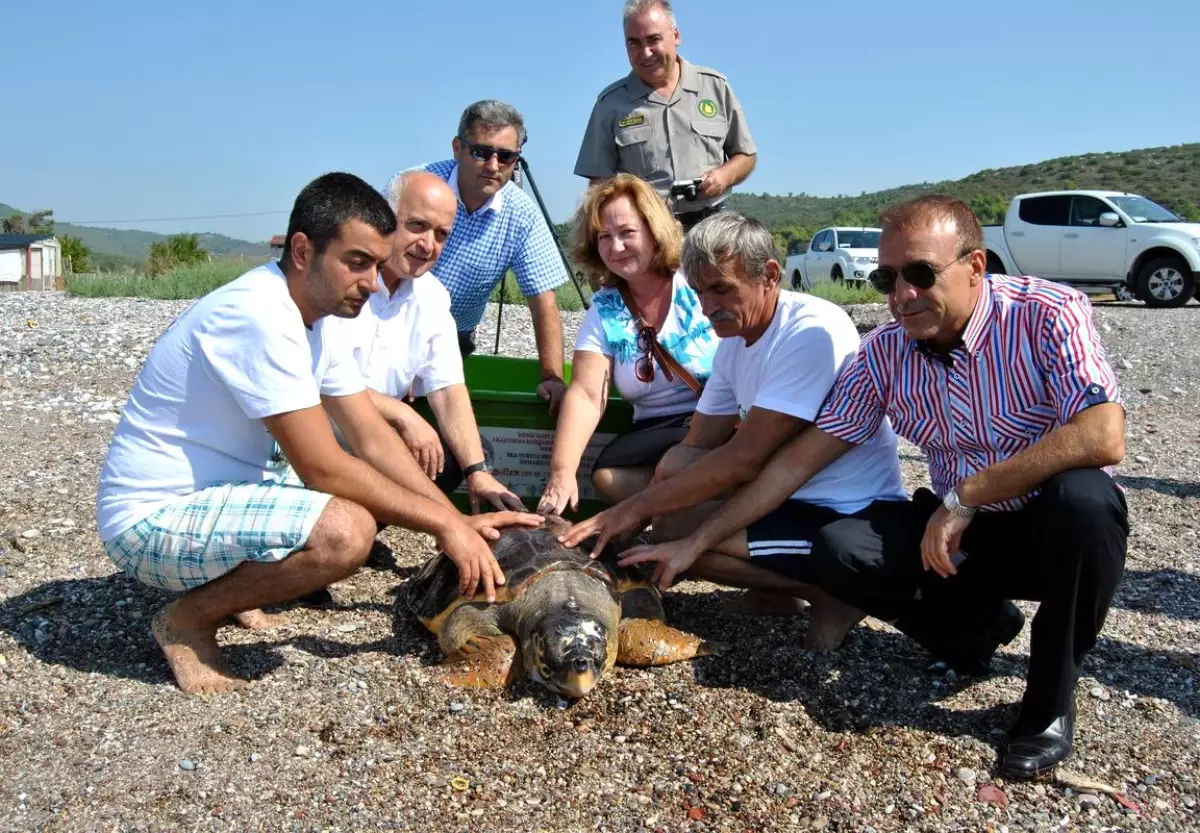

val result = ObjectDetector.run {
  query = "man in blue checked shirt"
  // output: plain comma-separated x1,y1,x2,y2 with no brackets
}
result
385,100,571,414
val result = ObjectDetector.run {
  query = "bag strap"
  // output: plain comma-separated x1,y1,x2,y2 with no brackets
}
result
617,283,704,396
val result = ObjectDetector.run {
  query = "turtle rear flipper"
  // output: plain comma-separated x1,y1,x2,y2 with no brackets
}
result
617,618,723,667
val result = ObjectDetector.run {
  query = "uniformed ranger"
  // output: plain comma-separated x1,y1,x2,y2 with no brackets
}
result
574,0,757,230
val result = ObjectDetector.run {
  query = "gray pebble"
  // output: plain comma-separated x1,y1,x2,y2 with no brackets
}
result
956,767,977,784
1079,793,1102,806
449,702,467,714
178,759,196,772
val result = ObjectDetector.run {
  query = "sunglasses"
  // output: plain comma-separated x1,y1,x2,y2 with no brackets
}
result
634,325,674,384
461,140,520,167
868,251,973,294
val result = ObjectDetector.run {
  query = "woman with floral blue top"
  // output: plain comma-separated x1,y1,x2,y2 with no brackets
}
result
537,174,718,515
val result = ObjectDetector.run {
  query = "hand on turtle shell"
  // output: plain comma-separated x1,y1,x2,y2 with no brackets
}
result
464,510,545,541
618,540,702,590
559,502,644,559
537,471,580,516
438,522,508,601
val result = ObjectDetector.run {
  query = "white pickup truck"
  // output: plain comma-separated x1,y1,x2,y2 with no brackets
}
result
983,190,1200,307
784,226,881,291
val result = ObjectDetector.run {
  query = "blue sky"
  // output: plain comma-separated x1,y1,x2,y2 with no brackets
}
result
3,0,1197,243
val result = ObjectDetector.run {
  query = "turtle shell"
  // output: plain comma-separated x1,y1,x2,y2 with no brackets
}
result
400,515,651,624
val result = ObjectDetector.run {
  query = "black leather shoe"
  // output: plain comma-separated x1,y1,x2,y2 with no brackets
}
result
996,701,1077,781
946,600,1026,676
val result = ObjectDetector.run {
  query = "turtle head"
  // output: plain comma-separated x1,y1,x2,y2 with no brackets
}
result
525,596,611,699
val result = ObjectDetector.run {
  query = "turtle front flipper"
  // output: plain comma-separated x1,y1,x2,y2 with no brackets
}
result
440,634,518,688
436,604,517,689
617,618,721,667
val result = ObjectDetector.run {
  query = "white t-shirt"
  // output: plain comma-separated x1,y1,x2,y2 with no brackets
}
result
96,261,365,541
696,291,906,514
574,271,718,421
325,273,464,399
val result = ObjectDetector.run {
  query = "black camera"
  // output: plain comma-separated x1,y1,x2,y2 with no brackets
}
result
668,179,702,202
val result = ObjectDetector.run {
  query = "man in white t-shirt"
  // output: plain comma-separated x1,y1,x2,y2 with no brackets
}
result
326,171,522,513
562,212,907,648
96,173,540,695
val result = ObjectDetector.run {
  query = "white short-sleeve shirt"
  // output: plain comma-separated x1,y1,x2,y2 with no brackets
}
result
574,271,718,421
325,274,465,399
95,261,364,541
697,291,907,514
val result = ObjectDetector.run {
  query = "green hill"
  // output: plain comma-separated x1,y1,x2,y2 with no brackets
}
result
0,202,269,265
9,142,1200,266
726,143,1200,252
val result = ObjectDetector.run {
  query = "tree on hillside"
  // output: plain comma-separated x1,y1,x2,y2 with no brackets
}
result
2,209,56,234
60,235,92,273
969,194,1010,225
148,233,208,275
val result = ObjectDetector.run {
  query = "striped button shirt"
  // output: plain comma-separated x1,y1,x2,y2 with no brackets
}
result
387,160,568,332
816,274,1122,511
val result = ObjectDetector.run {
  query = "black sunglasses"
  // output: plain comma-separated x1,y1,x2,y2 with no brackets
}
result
461,140,520,167
868,251,973,294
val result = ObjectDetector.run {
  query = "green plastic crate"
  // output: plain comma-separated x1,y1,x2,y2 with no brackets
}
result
415,354,633,519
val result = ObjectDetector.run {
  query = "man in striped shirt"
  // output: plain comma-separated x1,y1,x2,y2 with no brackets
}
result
618,195,1128,780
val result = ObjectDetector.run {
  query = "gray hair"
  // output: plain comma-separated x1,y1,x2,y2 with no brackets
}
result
682,212,781,282
383,170,455,216
456,99,528,147
623,0,676,27
383,172,409,214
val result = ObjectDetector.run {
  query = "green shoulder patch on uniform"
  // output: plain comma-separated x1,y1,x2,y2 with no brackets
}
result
697,99,719,118
618,113,646,129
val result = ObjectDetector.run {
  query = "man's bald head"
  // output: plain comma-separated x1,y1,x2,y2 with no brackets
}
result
381,171,458,285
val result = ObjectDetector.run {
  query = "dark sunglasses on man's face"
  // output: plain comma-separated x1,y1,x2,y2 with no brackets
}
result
868,251,972,294
462,140,520,167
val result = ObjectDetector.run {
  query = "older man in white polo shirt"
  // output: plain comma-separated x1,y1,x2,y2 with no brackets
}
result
328,170,523,513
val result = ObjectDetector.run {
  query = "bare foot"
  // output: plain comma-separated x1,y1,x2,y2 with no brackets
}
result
232,608,290,631
720,589,809,618
152,605,246,694
804,591,866,651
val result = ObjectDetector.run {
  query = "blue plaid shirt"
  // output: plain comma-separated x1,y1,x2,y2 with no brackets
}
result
389,160,568,332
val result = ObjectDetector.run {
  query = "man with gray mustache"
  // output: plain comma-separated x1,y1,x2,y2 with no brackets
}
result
560,212,910,649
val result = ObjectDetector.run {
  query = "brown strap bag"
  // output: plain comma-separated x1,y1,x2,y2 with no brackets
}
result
617,283,704,395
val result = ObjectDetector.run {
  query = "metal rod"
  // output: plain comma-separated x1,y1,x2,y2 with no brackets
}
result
494,273,505,355
518,156,590,309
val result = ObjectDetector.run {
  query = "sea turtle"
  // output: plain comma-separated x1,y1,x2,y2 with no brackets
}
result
401,515,716,698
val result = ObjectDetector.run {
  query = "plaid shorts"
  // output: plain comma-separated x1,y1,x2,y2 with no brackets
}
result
103,481,332,592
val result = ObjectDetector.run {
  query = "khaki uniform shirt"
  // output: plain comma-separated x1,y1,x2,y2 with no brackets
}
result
574,58,756,213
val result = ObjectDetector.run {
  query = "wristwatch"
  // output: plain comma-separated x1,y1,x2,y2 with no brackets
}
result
463,461,490,478
942,487,976,518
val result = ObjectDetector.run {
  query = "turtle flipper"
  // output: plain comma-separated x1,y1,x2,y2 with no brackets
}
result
439,634,518,689
616,618,721,667
435,604,517,689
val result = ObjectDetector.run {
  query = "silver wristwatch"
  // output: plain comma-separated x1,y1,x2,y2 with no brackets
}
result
942,487,976,518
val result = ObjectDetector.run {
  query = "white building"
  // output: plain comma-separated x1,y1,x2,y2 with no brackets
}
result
0,233,63,291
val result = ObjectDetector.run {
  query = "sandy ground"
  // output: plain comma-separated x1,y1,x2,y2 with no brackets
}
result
1,293,1198,832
